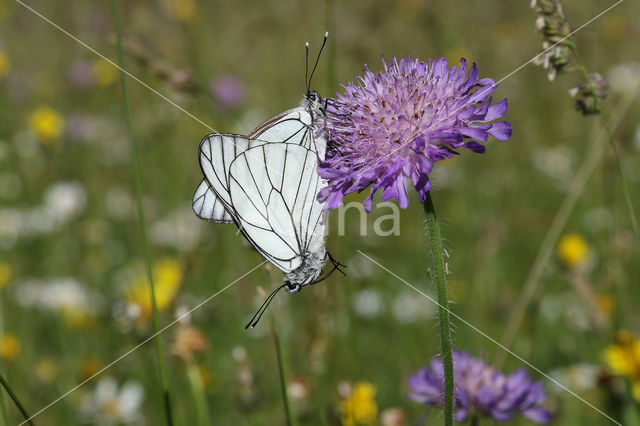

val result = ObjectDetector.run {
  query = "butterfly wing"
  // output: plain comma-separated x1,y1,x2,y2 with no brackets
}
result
228,143,327,273
192,179,234,223
248,106,323,154
194,102,325,224
196,133,268,219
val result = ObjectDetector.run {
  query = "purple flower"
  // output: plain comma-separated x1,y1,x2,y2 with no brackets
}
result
318,56,511,211
408,351,551,423
67,61,96,89
210,74,245,109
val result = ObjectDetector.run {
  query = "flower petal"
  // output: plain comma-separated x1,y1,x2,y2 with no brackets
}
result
488,121,512,141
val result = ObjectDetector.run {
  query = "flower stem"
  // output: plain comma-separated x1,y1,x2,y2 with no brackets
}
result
423,192,454,426
271,322,292,426
470,415,480,426
0,373,33,425
110,2,174,425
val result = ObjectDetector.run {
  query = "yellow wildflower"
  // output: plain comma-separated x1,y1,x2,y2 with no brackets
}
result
604,330,640,401
35,358,60,384
340,381,378,426
0,261,11,289
0,333,21,362
167,0,198,23
78,356,103,382
596,293,615,317
62,306,95,330
29,105,65,144
557,233,588,269
92,59,118,86
0,49,9,78
125,258,183,325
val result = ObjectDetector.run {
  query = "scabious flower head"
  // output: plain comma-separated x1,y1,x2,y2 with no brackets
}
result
318,56,511,211
408,351,551,423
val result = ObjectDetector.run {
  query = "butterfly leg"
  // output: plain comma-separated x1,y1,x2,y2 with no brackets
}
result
327,251,347,276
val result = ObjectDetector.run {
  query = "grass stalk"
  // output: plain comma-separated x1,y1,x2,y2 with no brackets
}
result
271,320,292,426
0,382,7,426
422,192,454,426
495,82,640,367
575,63,639,245
598,114,639,244
0,289,9,426
110,1,174,424
186,364,210,426
0,373,33,426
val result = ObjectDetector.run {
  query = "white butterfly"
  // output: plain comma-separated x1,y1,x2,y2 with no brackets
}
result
192,34,343,326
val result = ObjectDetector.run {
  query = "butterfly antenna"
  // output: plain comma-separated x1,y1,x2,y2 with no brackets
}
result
307,31,328,92
244,284,286,329
305,42,310,93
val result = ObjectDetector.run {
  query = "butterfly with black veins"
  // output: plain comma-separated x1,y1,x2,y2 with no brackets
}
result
192,33,345,328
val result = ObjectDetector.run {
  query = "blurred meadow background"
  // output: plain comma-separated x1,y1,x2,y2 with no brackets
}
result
1,0,640,425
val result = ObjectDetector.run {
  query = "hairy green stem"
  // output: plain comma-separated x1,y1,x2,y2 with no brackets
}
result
110,1,174,425
423,192,454,426
0,373,33,425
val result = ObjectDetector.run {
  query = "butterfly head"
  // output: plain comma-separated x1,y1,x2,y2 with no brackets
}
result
284,281,301,294
302,90,323,112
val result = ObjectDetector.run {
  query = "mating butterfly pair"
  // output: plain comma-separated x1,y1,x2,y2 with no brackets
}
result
192,34,343,327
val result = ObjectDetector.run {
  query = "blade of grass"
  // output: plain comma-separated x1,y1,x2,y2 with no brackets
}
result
263,266,292,426
186,364,210,426
271,322,292,426
495,81,640,367
0,288,9,426
0,373,33,426
110,1,174,424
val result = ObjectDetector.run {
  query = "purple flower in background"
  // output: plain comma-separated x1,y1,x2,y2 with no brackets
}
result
67,61,95,89
318,56,511,211
408,351,551,423
210,74,245,109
